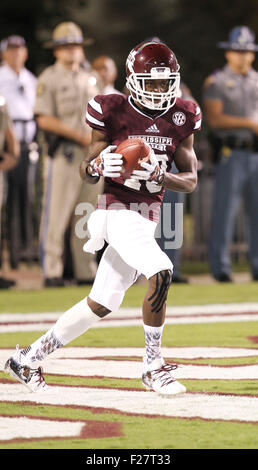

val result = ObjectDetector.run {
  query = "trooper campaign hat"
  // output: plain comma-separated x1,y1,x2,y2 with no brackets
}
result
217,26,258,52
0,35,26,52
44,22,93,48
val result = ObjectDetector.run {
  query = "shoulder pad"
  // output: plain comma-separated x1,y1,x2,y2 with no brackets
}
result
175,97,197,115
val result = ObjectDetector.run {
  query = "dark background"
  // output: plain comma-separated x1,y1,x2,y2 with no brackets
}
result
0,0,258,102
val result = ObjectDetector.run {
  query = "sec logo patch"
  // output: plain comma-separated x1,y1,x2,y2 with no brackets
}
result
172,112,186,126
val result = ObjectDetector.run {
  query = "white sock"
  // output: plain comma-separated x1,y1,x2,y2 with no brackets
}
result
143,323,164,366
20,297,101,365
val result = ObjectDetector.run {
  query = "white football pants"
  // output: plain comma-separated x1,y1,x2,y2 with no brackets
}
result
84,209,173,312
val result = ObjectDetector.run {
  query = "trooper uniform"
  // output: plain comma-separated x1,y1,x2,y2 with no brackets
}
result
0,35,37,268
0,97,9,240
36,22,103,286
0,95,18,287
203,26,258,281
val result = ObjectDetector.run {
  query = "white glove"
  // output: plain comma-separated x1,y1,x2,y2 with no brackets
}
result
89,145,123,178
130,149,165,185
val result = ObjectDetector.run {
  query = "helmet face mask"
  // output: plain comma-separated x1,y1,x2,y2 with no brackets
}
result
126,42,180,111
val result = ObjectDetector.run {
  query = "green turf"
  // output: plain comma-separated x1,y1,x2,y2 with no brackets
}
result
0,401,258,449
1,283,258,449
0,281,258,313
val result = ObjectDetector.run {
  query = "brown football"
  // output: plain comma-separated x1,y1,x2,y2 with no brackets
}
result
115,138,151,179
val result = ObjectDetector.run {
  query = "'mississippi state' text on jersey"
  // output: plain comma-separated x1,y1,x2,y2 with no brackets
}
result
86,94,201,222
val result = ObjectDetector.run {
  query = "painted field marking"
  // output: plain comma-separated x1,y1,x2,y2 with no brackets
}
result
1,302,258,322
1,302,258,332
0,415,122,442
0,416,84,440
1,314,258,332
0,383,258,423
34,346,258,359
1,348,258,380
1,304,258,428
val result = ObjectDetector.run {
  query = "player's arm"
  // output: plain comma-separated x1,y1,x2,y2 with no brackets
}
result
131,134,197,193
165,134,198,193
79,129,123,183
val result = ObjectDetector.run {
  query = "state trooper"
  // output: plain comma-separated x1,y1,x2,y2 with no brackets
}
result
0,35,37,268
203,26,258,282
0,95,20,287
35,22,103,287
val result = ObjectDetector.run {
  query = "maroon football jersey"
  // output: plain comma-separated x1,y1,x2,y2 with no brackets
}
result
86,94,201,222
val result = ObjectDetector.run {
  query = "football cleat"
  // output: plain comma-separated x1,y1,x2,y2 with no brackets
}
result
4,345,48,393
142,358,186,396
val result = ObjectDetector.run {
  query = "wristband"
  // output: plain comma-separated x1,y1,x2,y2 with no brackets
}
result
85,164,100,182
156,169,165,186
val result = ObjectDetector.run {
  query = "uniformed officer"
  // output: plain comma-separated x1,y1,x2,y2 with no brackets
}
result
0,35,37,268
35,22,103,287
0,95,20,287
203,26,258,282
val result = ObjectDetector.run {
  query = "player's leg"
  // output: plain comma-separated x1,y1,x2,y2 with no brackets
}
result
4,245,137,392
140,268,186,396
106,210,186,395
4,297,103,392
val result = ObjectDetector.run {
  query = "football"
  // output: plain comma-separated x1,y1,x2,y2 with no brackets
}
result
115,138,151,178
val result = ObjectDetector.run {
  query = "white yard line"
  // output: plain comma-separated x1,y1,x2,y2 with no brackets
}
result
2,314,258,332
1,346,258,366
1,302,258,321
1,348,258,380
40,359,258,380
0,416,84,440
0,384,258,423
41,346,258,359
1,303,258,332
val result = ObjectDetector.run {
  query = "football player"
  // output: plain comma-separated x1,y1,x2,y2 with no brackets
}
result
5,41,201,395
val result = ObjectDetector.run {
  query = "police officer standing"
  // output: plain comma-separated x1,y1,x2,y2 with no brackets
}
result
35,22,103,287
0,35,37,268
0,95,19,287
203,26,258,282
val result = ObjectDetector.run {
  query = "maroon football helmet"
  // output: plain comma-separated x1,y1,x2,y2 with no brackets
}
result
126,41,180,111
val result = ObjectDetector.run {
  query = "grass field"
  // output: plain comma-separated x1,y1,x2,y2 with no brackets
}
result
0,281,258,450
1,280,258,312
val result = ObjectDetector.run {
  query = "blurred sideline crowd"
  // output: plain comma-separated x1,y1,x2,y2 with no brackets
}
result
0,22,258,289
